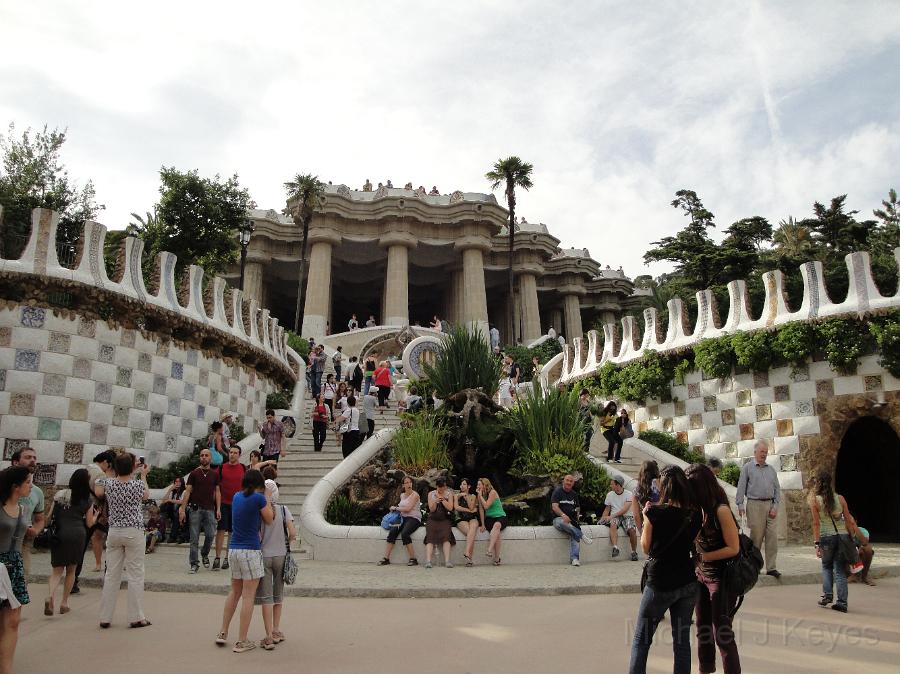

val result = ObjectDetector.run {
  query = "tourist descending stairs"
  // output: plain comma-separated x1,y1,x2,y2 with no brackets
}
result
275,391,405,515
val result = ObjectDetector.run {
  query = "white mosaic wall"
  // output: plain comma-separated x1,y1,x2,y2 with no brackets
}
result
0,305,277,486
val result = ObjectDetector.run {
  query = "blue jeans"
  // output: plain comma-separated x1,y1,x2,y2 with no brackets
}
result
553,517,583,561
188,508,216,566
820,534,848,606
630,581,698,674
312,370,323,397
364,376,373,395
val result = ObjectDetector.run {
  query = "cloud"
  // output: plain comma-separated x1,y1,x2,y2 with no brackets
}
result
1,0,899,279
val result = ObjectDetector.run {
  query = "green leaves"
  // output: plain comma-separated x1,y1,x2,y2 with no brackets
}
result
771,322,815,369
503,381,586,458
730,330,773,373
693,337,734,380
870,317,900,378
422,326,502,399
485,156,534,194
639,429,706,465
391,413,450,473
815,317,873,375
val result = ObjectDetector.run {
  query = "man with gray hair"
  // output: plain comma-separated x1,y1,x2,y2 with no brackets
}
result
736,440,782,578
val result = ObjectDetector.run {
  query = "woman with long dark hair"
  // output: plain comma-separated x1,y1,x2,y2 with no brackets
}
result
629,465,702,674
1,466,33,674
208,422,226,467
45,468,97,616
632,460,661,533
311,392,329,452
600,401,622,462
455,479,480,567
162,476,187,543
686,463,741,674
808,471,859,613
217,469,275,652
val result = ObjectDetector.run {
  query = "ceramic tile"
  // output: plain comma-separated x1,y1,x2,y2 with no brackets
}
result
3,438,30,460
157,340,170,357
90,424,108,444
816,380,834,398
112,405,129,427
131,430,145,449
688,383,701,399
795,399,814,417
20,306,46,328
138,353,152,372
690,413,703,430
121,329,136,348
736,390,752,407
865,375,883,391
64,442,84,463
153,376,167,395
68,398,88,421
37,417,61,440
721,409,735,425
134,391,148,410
116,367,133,387
704,396,717,412
77,317,96,337
10,393,35,416
0,327,10,347
184,383,195,401
776,419,794,437
753,371,769,388
706,427,720,443
171,362,184,380
676,431,688,445
790,365,810,382
73,358,91,379
98,344,116,363
199,370,209,387
42,374,66,396
48,331,71,353
663,417,673,432
14,349,40,371
95,382,112,403
756,404,772,421
150,413,163,432
773,385,790,402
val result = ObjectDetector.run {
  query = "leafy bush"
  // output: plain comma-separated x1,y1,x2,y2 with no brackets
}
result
391,413,450,472
869,316,900,378
423,326,502,398
693,336,734,379
731,330,773,373
266,389,292,410
717,462,741,487
503,339,563,381
286,330,310,359
639,429,706,465
146,446,202,488
511,435,610,505
771,321,815,369
815,318,871,374
325,494,372,525
673,358,693,385
503,381,586,456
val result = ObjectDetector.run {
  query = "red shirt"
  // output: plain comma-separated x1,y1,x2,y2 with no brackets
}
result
187,467,220,511
374,367,392,387
312,404,329,424
219,462,246,505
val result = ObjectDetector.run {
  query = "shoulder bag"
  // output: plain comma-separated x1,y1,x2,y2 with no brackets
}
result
713,510,764,616
281,505,299,585
33,506,60,550
829,510,861,571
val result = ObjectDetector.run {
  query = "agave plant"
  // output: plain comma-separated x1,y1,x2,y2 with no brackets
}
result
503,380,586,456
422,325,502,399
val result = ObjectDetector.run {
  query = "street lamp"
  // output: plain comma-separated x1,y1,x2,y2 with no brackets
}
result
238,219,255,291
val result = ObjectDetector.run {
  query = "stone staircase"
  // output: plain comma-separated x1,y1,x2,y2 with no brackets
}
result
588,429,653,483
276,392,404,513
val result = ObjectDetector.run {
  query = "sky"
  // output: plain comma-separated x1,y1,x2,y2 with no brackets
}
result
2,1,899,280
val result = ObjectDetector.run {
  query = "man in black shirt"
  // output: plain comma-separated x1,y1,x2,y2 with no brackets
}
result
551,474,593,566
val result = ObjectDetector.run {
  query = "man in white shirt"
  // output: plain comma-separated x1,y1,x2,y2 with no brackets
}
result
348,314,359,331
600,477,639,561
547,326,557,339
489,325,500,350
366,315,376,328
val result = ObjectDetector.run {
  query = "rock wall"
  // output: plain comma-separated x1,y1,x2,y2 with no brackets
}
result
0,207,299,487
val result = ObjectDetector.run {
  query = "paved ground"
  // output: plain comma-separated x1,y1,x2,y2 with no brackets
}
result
27,543,900,597
16,578,900,673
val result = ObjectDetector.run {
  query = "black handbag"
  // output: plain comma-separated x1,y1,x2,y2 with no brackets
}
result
33,509,59,549
715,513,763,617
829,513,860,569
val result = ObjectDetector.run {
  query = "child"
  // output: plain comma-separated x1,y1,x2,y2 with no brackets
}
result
145,505,164,553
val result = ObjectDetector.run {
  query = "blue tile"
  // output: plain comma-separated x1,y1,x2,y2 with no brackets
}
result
14,349,40,371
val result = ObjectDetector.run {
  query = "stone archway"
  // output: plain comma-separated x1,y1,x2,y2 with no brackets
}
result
802,391,900,541
836,417,900,542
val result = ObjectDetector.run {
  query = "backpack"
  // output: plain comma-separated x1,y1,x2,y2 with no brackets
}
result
408,397,424,413
715,513,764,616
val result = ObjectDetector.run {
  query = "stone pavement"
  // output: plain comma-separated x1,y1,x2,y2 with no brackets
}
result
16,579,900,673
27,543,900,598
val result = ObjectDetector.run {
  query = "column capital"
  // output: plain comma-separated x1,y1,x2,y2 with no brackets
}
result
378,231,418,249
557,284,587,297
307,227,342,247
454,235,492,253
512,263,544,277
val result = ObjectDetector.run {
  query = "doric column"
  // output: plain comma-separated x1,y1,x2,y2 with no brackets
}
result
301,229,341,338
562,293,584,344
381,231,416,326
455,235,490,338
243,261,264,305
519,272,541,344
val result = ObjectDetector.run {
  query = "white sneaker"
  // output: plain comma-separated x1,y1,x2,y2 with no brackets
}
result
581,532,593,545
571,558,581,566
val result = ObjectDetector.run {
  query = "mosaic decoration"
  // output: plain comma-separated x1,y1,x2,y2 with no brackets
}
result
703,396,717,412
4,439,30,460
48,331,71,353
98,344,116,363
755,404,772,421
64,443,84,464
20,306,46,328
14,349,40,371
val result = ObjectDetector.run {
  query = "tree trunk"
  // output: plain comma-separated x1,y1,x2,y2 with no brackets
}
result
293,211,310,333
506,181,516,345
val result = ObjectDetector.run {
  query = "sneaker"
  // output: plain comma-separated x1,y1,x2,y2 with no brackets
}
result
424,561,433,569
766,569,781,579
202,556,210,569
212,557,221,571
581,532,593,545
818,594,833,607
222,558,229,570
189,564,200,574
407,558,419,566
571,558,581,567
611,546,620,558
445,562,454,569
233,640,256,653
70,584,81,595
630,551,639,561
215,632,227,646
614,459,622,463
831,603,848,613
849,561,864,575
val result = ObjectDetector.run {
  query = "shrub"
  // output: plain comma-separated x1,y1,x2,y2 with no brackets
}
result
731,330,773,373
673,358,693,385
771,321,815,369
815,318,871,375
693,336,734,380
391,413,450,472
717,462,741,487
423,326,502,398
266,389,292,410
870,316,900,378
325,494,371,525
511,435,610,505
639,429,706,465
286,330,310,360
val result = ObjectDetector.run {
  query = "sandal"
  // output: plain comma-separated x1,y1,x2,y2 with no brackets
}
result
407,558,419,566
464,555,473,567
129,619,152,628
493,558,502,566
44,599,54,616
60,606,71,615
260,637,276,651
377,558,391,566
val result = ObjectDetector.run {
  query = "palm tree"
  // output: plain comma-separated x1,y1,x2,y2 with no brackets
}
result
772,217,812,259
284,173,326,333
486,156,533,343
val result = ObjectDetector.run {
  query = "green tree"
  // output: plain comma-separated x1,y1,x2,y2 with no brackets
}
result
284,173,326,333
771,217,812,260
0,123,102,258
868,188,900,295
800,195,876,254
486,156,534,343
134,167,252,279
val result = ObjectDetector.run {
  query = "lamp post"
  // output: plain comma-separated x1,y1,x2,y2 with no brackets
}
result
238,219,255,292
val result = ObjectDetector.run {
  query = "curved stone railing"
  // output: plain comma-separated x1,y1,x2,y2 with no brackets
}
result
299,427,612,564
551,249,900,385
0,208,295,383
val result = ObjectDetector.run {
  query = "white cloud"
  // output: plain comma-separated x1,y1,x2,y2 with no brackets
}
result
1,0,899,282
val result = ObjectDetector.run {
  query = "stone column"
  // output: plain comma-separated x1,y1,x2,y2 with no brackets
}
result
455,236,490,337
549,308,563,336
380,232,416,327
519,272,542,344
243,261,264,305
301,229,341,338
562,293,584,344
601,310,617,326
